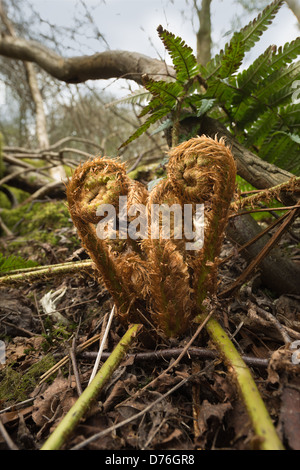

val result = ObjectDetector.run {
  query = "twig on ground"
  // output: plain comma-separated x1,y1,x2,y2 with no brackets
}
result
0,417,19,450
78,347,269,369
40,323,142,450
0,260,94,285
88,305,115,385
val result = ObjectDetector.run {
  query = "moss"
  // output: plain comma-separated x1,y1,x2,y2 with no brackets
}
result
0,186,30,209
0,200,79,262
128,162,165,182
0,354,56,406
1,201,71,237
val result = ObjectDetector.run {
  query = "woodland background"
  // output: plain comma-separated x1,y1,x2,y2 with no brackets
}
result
0,0,299,451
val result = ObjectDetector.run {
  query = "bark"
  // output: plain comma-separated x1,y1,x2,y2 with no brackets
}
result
226,214,300,295
0,35,174,85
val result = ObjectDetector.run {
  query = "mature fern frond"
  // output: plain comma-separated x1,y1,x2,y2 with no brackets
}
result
106,88,151,108
204,77,241,109
243,109,278,147
270,37,300,70
119,2,299,176
259,131,300,173
157,25,199,83
280,104,300,130
232,61,300,129
139,76,183,116
119,77,184,148
203,0,283,80
204,32,246,80
239,0,283,52
236,46,274,96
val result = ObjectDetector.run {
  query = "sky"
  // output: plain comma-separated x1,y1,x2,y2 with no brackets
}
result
26,0,299,95
10,0,300,97
30,0,299,53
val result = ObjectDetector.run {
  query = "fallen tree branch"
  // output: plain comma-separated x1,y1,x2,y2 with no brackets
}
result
0,35,174,85
79,347,270,369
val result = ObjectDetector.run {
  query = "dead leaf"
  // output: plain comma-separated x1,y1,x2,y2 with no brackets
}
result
198,399,232,435
32,375,76,428
267,349,299,384
279,380,300,450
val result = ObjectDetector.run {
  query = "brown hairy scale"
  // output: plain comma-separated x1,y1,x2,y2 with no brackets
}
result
66,136,236,337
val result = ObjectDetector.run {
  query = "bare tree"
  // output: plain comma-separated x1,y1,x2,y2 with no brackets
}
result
0,0,65,180
193,0,212,64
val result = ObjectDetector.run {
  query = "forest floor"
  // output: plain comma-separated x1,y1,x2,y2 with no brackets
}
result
0,199,300,451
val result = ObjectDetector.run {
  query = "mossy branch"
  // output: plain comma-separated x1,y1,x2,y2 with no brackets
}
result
237,176,300,209
0,260,93,285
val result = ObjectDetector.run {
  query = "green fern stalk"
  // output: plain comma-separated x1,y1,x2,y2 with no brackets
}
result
40,323,142,450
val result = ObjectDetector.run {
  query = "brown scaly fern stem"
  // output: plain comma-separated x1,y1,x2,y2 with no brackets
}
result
66,157,151,320
66,136,236,337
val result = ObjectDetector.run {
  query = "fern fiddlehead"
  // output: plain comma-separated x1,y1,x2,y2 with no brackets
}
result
66,156,150,318
67,136,235,336
167,136,236,306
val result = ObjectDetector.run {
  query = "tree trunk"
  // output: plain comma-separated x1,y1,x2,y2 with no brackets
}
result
226,214,300,295
194,0,212,65
0,1,65,181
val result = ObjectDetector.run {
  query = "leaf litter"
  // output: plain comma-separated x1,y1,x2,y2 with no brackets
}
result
0,218,300,450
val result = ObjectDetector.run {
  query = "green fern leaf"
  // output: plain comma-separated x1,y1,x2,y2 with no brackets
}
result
239,0,283,52
0,252,38,275
203,0,283,80
244,109,278,147
157,25,199,83
204,77,242,111
119,106,170,149
270,37,300,71
259,132,300,173
236,46,274,95
139,76,183,117
204,32,245,80
232,63,300,129
280,104,300,130
216,32,246,79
